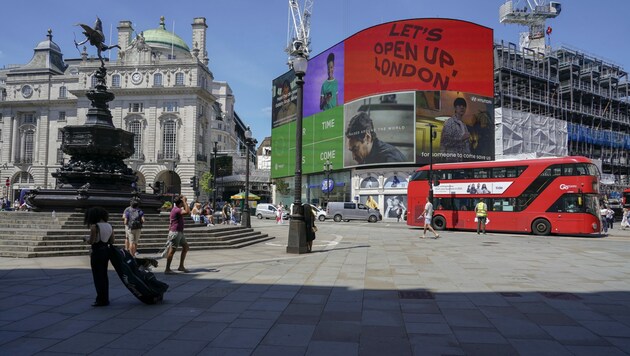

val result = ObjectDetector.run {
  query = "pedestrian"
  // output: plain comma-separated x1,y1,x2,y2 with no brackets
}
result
303,203,317,252
122,199,145,256
83,207,115,307
277,204,284,224
191,202,202,224
475,198,488,235
606,206,615,230
165,195,191,274
420,196,440,239
222,203,231,225
621,208,630,230
599,206,608,233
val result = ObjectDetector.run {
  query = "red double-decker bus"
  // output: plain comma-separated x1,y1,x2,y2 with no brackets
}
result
406,156,602,236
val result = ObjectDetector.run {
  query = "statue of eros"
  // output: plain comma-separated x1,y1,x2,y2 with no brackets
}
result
75,17,121,66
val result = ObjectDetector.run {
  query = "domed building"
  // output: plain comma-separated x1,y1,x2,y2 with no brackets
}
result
0,17,263,207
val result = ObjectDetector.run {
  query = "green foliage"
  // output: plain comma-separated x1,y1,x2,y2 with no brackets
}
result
161,201,173,210
200,171,214,194
275,179,290,195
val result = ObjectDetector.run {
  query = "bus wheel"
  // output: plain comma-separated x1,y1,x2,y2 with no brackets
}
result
433,216,446,230
334,215,342,222
532,218,551,235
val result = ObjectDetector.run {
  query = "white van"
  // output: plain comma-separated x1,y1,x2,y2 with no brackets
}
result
255,204,289,220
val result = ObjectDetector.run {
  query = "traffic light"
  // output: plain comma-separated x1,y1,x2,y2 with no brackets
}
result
189,176,198,189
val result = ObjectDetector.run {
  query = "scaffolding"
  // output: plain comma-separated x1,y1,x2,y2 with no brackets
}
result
494,40,630,191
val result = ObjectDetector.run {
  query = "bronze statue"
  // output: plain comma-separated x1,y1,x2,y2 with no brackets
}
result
74,17,120,66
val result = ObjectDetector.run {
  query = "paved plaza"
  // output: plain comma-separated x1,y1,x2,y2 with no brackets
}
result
1,218,630,355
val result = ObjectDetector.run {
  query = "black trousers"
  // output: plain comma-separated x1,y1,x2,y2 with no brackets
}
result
90,242,110,303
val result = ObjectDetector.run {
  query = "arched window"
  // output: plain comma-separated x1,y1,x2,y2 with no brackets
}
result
384,175,407,189
154,73,163,86
175,72,184,86
111,74,121,87
90,75,98,88
58,86,67,98
162,121,177,160
129,121,143,160
360,177,379,189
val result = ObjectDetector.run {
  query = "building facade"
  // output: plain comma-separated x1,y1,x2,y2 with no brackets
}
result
0,17,261,205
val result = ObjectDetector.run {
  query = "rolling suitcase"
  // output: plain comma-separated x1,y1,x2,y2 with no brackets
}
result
108,244,169,304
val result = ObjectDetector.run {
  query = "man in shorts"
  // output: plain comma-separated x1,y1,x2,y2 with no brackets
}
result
421,196,440,239
165,195,191,274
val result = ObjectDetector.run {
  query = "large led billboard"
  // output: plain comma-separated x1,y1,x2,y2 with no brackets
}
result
272,18,493,179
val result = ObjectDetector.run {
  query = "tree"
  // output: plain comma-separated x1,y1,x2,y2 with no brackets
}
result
200,171,214,195
275,179,290,195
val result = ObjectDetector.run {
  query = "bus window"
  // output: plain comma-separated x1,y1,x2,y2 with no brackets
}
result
473,168,490,179
492,167,506,178
548,194,583,213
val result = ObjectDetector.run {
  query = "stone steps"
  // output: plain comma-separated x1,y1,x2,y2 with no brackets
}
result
0,211,274,258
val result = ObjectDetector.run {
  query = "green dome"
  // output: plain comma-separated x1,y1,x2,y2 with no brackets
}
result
142,18,190,52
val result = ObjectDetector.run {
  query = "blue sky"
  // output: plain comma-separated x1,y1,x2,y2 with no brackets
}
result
1,0,628,144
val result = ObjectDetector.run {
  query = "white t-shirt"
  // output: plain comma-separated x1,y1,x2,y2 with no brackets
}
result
424,202,434,218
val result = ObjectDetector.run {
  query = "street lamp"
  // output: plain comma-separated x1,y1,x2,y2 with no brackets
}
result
323,159,333,207
428,123,437,203
212,141,218,212
287,53,308,254
243,127,257,228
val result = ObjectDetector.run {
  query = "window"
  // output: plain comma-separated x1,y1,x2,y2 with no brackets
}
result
154,73,163,86
168,54,177,60
547,194,584,213
24,131,34,162
57,129,63,141
22,113,35,124
129,121,143,159
91,75,98,88
164,101,178,112
59,86,67,98
162,121,177,159
129,103,144,112
58,111,66,122
56,148,64,164
111,74,121,87
473,168,490,179
175,72,184,86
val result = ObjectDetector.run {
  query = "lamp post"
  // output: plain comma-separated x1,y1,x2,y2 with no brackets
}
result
323,159,333,207
212,141,218,212
287,53,308,254
428,123,437,203
243,127,257,228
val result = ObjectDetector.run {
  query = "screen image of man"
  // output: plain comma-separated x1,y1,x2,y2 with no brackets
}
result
345,111,407,165
320,52,338,111
439,97,471,157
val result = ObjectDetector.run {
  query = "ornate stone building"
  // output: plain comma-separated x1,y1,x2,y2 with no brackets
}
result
0,17,259,204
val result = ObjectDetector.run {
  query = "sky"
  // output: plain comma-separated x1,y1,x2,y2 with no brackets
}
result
1,0,629,144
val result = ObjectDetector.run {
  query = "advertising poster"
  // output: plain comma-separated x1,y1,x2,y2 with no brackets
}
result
301,106,345,174
416,91,494,164
303,43,345,117
343,92,416,168
359,195,380,210
383,194,408,219
271,71,298,129
344,18,494,101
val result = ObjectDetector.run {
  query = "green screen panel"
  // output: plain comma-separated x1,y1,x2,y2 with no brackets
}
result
271,122,296,178
303,106,344,174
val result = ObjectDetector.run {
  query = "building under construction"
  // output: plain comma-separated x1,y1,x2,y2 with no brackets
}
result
495,1,630,193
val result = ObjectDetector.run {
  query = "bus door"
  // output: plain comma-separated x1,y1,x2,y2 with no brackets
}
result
547,194,584,232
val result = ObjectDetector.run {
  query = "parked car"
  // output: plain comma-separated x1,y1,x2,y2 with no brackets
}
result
309,204,327,222
255,203,289,220
326,202,382,223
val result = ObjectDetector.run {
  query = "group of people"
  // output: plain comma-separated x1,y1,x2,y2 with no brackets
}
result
84,195,193,307
190,202,216,226
0,198,29,211
419,197,488,239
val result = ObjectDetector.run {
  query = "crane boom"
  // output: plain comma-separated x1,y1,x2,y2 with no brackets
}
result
499,0,561,52
286,0,313,66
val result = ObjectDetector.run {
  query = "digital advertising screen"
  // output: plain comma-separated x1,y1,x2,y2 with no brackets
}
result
271,18,494,179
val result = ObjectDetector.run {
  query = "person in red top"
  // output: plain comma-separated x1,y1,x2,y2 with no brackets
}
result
165,195,191,274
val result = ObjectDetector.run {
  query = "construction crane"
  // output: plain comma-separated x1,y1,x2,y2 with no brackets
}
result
499,0,561,53
286,0,314,66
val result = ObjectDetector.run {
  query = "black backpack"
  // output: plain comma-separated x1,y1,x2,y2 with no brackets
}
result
129,208,143,229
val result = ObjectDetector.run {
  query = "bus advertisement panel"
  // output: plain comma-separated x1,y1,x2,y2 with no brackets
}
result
271,19,493,179
406,156,603,236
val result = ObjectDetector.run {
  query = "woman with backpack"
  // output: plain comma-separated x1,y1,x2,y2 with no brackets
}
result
122,199,145,256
